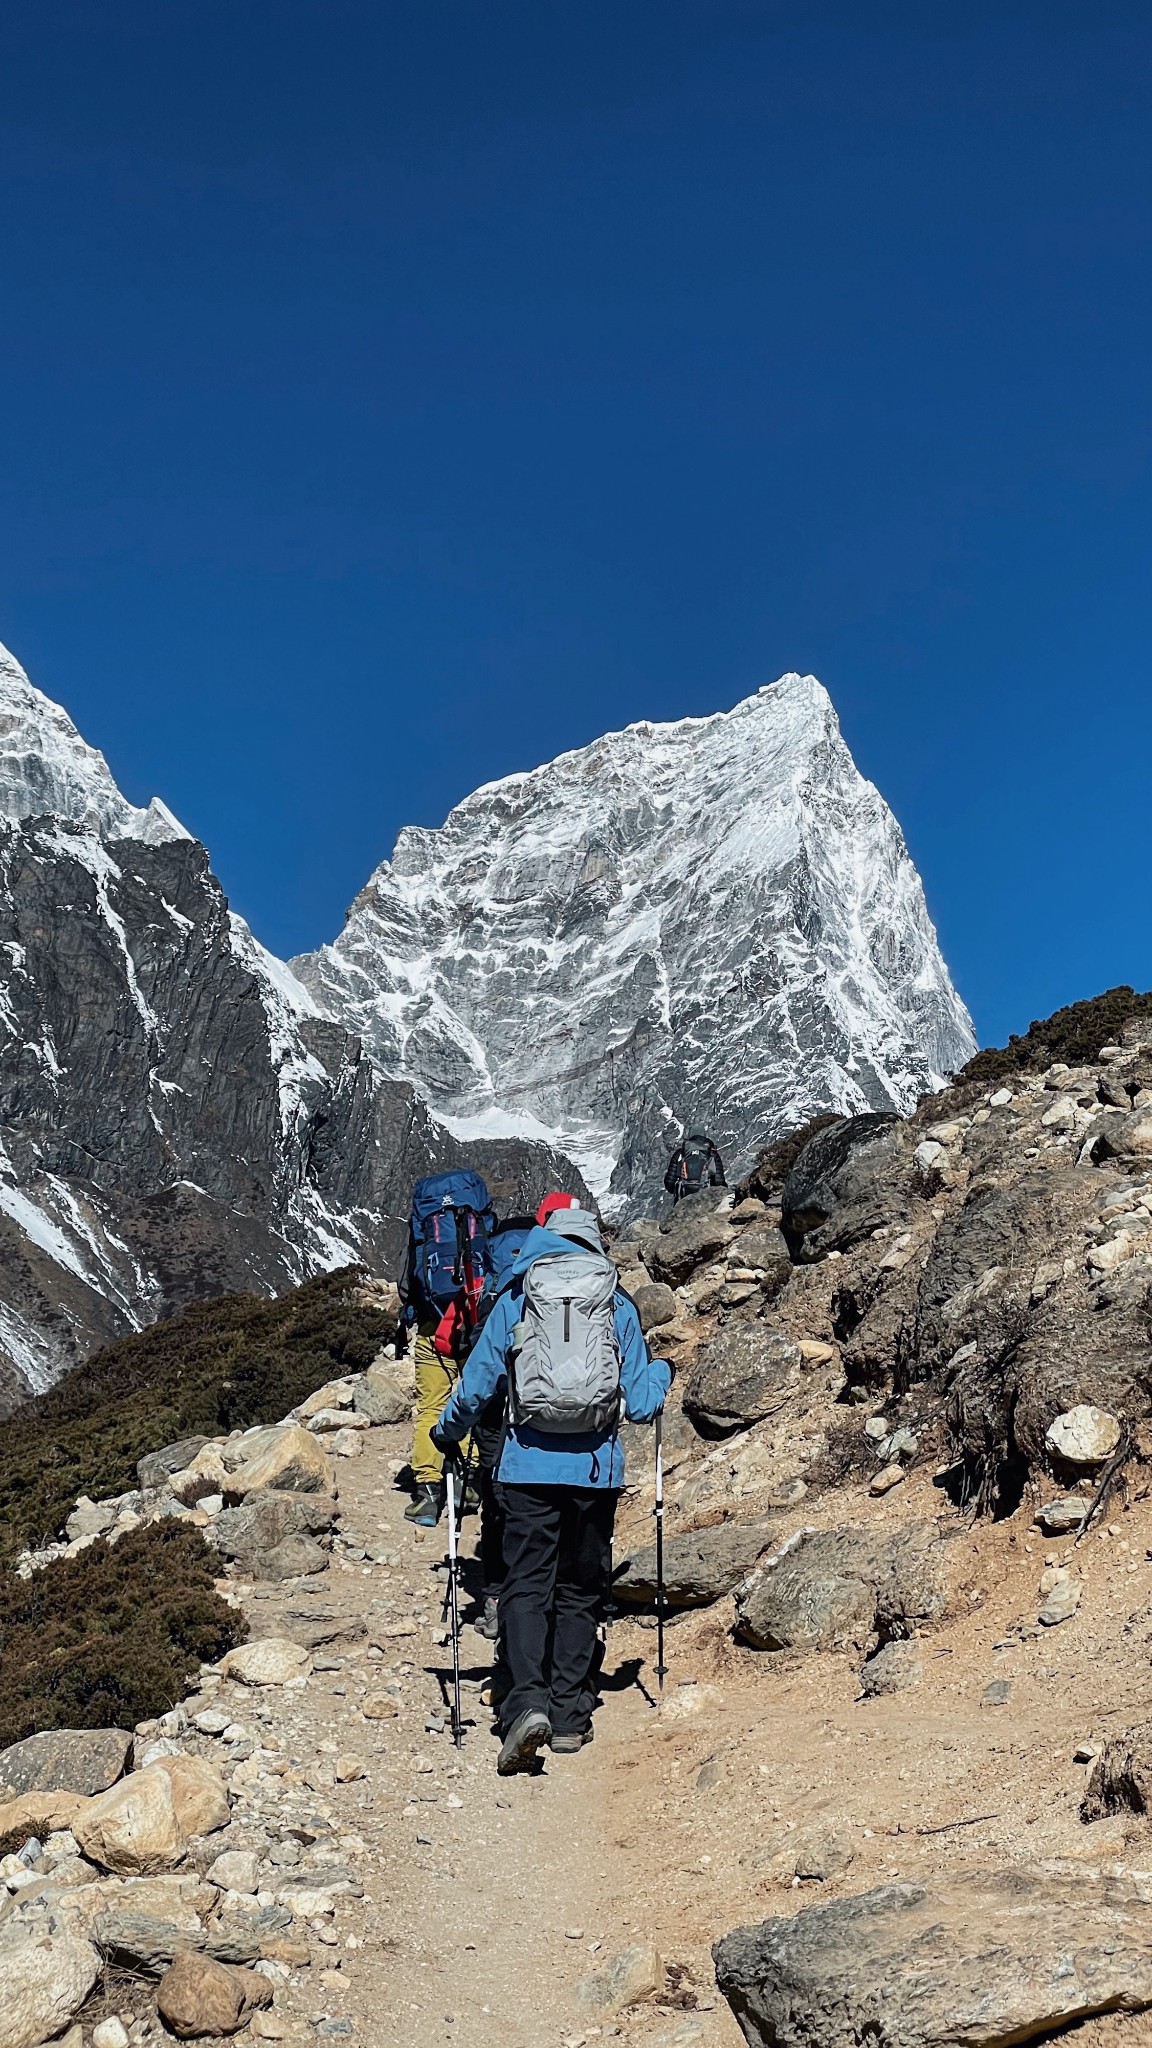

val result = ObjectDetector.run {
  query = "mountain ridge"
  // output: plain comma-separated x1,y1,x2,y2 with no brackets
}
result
294,671,975,1209
0,641,582,1405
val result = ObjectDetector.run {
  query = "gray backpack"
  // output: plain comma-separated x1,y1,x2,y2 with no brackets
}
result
510,1249,622,1434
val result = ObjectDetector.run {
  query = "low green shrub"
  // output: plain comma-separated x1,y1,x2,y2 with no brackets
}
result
0,1521,245,1747
0,1268,392,1565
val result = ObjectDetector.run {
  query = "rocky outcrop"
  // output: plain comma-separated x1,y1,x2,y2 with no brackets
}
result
734,1523,957,1653
714,1868,1152,2048
682,1324,803,1435
0,640,585,1405
614,1517,778,1608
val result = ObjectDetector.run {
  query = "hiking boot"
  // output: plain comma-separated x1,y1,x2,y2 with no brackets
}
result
474,1592,500,1641
404,1483,442,1528
549,1726,593,1754
496,1710,551,1775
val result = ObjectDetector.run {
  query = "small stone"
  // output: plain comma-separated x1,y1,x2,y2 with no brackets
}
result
982,1679,1012,1707
696,1761,724,1792
576,1945,663,2014
193,1708,234,1736
869,1465,905,1496
988,1088,1013,1107
792,1824,854,1880
1038,1578,1083,1627
334,1756,364,1783
93,2021,131,2048
863,1417,890,1441
1034,1497,1088,1535
1074,1743,1098,1762
859,1641,922,1697
206,1849,261,1894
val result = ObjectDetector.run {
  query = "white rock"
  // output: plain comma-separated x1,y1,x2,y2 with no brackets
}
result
92,2019,131,2048
1088,1235,1135,1273
205,1849,261,1894
193,1708,233,1735
1046,1405,1122,1468
306,1408,369,1434
1041,1096,1077,1129
221,1639,313,1687
0,1930,100,2048
988,1088,1014,1108
914,1140,946,1172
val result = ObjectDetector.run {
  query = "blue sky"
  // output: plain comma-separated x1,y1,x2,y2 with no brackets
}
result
1,1,1149,1047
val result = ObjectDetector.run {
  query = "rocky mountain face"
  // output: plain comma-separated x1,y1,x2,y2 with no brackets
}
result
0,644,580,1407
294,674,975,1214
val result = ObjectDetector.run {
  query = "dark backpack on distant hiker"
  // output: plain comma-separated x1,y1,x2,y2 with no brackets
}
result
509,1247,623,1435
666,1133,725,1200
408,1170,495,1318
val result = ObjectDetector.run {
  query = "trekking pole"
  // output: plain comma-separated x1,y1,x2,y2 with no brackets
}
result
654,1412,668,1693
440,1437,476,1624
444,1457,464,1747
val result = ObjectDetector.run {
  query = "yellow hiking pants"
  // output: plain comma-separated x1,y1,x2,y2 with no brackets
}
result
411,1324,471,1485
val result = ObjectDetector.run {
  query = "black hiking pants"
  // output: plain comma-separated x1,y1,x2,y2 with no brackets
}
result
498,1483,617,1737
473,1401,507,1594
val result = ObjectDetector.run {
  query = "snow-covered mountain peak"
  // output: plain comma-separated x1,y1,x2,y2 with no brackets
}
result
294,674,976,1210
0,641,189,845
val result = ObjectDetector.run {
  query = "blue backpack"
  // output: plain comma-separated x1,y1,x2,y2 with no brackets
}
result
488,1217,534,1295
409,1170,496,1315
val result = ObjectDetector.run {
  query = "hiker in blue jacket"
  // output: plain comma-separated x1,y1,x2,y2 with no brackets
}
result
432,1205,671,1775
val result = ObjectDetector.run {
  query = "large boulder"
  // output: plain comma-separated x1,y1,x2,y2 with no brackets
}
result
0,1727,132,1799
734,1522,955,1653
157,1949,272,2038
614,1518,777,1608
137,1437,211,1491
0,1789,93,1840
220,1638,312,1686
93,1908,261,1974
151,1754,229,1837
353,1364,412,1425
647,1194,736,1284
735,1528,881,1651
0,1929,101,2048
71,1759,226,1877
208,1490,338,1564
713,1867,1152,2048
223,1424,334,1498
781,1115,907,1262
631,1282,679,1333
682,1324,802,1434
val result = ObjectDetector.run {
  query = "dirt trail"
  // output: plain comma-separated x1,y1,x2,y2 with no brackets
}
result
236,1420,740,2048
226,1404,1152,2048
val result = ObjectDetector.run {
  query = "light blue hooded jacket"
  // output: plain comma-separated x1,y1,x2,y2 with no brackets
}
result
436,1225,670,1489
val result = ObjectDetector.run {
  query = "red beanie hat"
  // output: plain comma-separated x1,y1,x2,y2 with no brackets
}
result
535,1191,580,1226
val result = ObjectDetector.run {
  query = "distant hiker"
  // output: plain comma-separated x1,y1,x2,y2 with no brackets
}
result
431,1204,670,1774
399,1170,495,1527
664,1131,726,1203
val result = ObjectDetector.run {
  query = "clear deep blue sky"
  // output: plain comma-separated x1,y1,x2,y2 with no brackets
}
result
1,2,1149,1047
